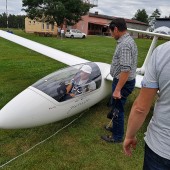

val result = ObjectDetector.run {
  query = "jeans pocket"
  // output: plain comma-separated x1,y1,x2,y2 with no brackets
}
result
121,80,135,98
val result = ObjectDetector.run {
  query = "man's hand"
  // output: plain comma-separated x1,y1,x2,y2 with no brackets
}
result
113,89,121,99
123,137,137,156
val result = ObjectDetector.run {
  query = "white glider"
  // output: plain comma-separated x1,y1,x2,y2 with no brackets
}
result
0,28,169,129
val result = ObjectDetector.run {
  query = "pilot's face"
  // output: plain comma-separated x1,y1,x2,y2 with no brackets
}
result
80,71,90,80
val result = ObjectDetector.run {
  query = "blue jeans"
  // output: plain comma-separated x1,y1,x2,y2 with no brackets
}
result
143,143,170,170
111,78,135,141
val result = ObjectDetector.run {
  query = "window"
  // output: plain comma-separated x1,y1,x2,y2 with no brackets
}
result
51,24,54,31
42,23,44,30
77,30,82,33
46,23,49,30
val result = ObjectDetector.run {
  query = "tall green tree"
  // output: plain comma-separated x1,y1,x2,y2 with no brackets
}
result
22,0,91,26
0,13,7,27
132,9,148,23
148,8,161,25
148,9,161,31
151,9,161,18
0,13,25,28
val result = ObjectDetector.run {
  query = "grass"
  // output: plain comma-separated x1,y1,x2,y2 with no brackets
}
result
0,29,167,170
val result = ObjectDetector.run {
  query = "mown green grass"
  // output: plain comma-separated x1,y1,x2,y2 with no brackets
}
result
0,29,167,170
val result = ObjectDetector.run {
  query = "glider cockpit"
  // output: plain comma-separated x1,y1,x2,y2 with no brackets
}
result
32,62,102,102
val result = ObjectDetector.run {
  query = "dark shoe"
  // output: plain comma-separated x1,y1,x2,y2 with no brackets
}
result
101,135,122,143
104,125,112,132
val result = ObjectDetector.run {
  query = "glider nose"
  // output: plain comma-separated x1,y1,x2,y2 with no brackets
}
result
0,87,57,129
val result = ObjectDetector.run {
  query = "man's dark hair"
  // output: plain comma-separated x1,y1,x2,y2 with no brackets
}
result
109,18,127,32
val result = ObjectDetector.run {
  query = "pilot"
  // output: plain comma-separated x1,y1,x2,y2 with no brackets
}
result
64,65,96,100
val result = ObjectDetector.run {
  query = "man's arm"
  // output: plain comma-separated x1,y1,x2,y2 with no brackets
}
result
113,71,130,99
66,84,76,97
66,84,73,93
123,87,158,156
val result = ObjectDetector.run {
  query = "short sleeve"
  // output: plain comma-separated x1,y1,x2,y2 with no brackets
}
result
141,49,159,89
88,81,96,91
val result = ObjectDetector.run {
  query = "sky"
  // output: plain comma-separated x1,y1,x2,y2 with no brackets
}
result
0,0,170,19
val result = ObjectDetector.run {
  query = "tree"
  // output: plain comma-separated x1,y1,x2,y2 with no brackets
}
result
0,13,25,29
0,13,7,28
165,15,170,18
132,9,148,23
151,9,161,18
148,9,161,31
22,0,91,27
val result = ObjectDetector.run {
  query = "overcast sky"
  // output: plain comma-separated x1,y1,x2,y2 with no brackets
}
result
0,0,169,18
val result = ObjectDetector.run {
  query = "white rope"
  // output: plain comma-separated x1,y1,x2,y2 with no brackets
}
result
0,112,85,168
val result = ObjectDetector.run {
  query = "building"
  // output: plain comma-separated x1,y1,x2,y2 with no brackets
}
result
71,12,149,37
25,12,149,37
155,18,170,28
25,17,58,36
25,0,98,36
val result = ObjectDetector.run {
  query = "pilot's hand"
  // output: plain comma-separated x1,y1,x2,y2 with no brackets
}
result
70,93,75,97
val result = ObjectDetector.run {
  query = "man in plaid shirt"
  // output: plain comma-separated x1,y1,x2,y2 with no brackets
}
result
101,18,138,143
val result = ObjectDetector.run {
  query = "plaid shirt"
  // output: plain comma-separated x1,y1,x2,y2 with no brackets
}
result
110,33,138,81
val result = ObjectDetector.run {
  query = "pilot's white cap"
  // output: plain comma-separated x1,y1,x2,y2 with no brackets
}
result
80,65,92,74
